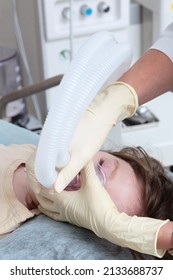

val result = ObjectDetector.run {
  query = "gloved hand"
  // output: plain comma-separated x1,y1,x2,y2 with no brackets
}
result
33,160,167,258
54,82,138,192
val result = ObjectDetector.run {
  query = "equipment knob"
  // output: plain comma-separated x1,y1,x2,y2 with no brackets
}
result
98,2,110,13
62,7,70,19
59,49,70,61
80,5,93,16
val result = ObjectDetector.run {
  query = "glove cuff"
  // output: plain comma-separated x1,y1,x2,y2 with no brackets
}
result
87,81,139,125
114,81,138,117
106,81,138,119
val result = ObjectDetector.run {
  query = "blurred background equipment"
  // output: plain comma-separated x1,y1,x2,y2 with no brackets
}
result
0,46,28,127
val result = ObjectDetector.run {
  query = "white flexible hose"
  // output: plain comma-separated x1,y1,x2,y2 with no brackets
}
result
35,31,133,188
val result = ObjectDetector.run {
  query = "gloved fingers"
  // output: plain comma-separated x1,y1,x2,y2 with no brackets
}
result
54,156,85,193
81,160,104,191
37,188,80,215
35,193,56,211
39,187,77,200
54,133,108,193
27,170,54,194
81,161,118,213
38,205,63,221
54,159,101,194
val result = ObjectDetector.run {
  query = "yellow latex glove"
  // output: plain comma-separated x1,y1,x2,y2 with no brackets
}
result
27,159,168,258
55,82,138,193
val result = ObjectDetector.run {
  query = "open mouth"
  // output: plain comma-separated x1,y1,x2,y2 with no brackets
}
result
65,173,81,191
65,161,107,191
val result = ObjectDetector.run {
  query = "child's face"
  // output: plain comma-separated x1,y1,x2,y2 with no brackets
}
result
93,151,144,216
66,151,143,216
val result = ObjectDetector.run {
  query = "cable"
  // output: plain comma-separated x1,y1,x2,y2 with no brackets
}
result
11,0,42,123
69,0,74,61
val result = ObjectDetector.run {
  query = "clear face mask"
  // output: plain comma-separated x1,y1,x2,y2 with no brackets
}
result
94,163,107,186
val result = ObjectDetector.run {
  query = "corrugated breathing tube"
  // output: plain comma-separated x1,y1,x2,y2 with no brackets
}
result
35,31,133,188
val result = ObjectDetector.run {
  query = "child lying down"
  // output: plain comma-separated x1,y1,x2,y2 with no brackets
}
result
0,143,173,259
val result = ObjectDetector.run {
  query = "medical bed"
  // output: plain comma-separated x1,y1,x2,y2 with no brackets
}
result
0,75,162,260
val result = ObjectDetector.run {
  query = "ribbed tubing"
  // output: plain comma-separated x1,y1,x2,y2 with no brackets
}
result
35,31,133,188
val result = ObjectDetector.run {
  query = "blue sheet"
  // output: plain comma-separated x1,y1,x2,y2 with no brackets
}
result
0,120,39,145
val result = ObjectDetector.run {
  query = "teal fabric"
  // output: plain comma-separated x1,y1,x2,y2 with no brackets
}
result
0,120,39,145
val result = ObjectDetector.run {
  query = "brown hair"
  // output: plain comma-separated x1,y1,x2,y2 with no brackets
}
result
108,146,173,260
